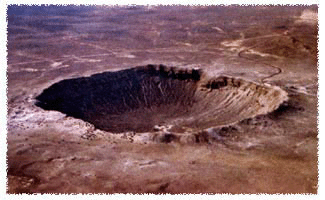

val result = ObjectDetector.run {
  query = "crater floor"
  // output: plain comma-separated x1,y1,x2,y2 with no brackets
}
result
6,5,318,194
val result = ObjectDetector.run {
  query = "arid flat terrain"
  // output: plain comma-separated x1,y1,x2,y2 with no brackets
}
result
6,5,318,194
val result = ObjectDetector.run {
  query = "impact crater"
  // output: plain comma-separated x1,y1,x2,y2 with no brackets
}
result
35,65,288,133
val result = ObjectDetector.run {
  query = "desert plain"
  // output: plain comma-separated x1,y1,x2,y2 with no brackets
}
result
6,5,319,194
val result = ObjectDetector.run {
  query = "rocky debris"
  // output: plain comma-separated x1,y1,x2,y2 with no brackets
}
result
240,115,273,127
7,175,38,194
153,124,173,132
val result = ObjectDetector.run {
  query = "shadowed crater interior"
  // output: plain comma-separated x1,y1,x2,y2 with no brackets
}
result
35,64,288,133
